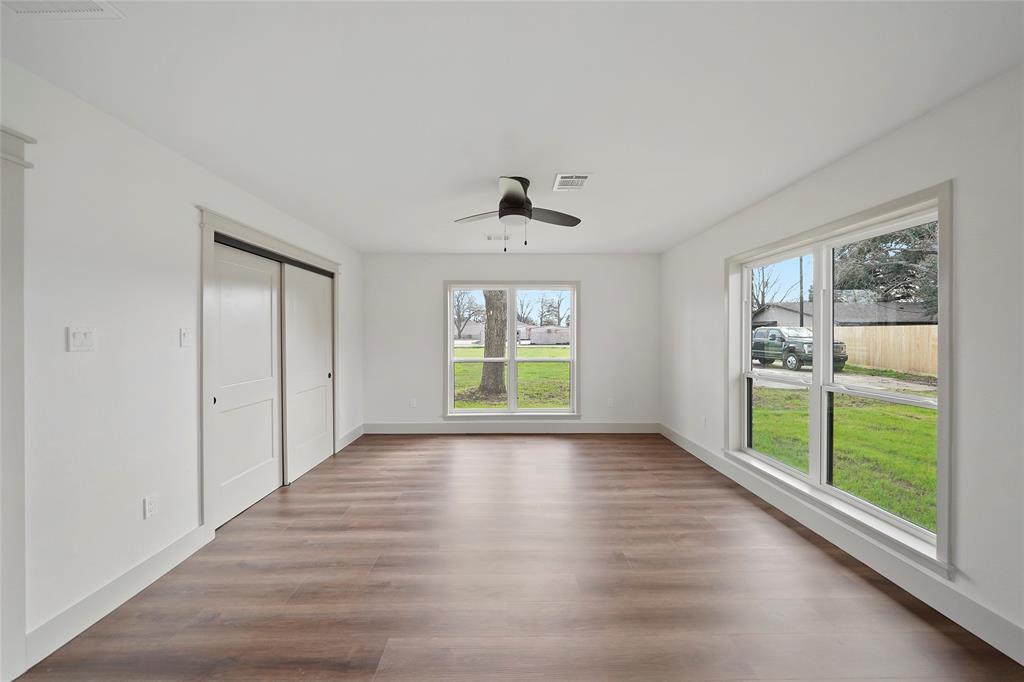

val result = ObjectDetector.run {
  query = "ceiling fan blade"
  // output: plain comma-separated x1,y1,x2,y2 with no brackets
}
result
531,207,581,227
454,210,499,223
498,176,529,203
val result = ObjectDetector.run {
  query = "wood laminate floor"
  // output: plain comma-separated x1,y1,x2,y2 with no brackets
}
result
24,434,1024,680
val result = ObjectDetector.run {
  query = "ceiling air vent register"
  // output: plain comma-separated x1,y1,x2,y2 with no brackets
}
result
552,174,590,192
2,1,123,20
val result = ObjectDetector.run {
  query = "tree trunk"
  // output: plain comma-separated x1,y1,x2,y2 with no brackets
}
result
480,290,507,394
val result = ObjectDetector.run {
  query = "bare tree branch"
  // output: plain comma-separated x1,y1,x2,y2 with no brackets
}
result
452,290,484,339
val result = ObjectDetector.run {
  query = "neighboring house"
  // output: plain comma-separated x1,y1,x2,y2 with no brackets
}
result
454,320,484,340
458,319,532,339
752,300,936,328
752,302,813,328
455,321,536,342
520,325,571,345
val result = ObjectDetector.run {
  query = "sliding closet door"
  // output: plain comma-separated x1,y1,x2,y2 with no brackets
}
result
282,264,335,482
205,243,283,528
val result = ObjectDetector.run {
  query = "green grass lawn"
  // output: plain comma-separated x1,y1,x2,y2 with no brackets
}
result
453,344,570,409
752,385,936,531
453,345,570,359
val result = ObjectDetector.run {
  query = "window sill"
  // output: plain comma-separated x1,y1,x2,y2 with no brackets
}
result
723,448,952,579
444,412,580,420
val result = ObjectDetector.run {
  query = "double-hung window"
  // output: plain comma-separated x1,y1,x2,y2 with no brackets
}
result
729,183,951,567
447,283,576,415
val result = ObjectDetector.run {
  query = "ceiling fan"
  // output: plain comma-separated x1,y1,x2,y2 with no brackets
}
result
454,176,581,251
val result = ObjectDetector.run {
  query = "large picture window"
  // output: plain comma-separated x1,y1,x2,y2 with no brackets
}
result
730,183,950,562
448,284,576,414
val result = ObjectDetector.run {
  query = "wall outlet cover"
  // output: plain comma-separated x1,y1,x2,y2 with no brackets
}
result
143,495,158,520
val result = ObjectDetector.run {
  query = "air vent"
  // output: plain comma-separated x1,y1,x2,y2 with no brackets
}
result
552,173,590,192
2,1,123,20
486,234,510,241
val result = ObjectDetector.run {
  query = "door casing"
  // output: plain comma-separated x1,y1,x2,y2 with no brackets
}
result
199,208,339,527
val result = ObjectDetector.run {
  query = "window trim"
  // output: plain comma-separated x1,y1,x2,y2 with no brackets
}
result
724,181,952,569
444,281,579,418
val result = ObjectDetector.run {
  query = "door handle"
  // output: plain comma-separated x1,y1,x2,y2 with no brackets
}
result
213,396,217,405
327,372,332,379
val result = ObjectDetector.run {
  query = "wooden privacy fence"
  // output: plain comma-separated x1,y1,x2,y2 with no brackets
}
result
833,325,938,376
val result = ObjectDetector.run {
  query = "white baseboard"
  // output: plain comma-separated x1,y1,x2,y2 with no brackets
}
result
24,525,214,670
363,421,661,434
658,424,1024,666
335,423,364,452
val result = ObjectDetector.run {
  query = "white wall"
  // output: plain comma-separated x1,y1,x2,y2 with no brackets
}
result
1,60,364,648
362,254,660,428
661,67,1023,649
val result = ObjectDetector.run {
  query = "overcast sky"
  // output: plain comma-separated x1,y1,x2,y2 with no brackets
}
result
766,254,814,303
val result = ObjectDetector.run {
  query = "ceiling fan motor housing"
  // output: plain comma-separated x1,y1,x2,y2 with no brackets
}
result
499,197,532,225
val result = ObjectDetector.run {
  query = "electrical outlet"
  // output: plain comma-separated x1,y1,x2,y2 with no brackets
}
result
143,495,158,520
702,415,709,429
607,397,615,408
409,398,417,409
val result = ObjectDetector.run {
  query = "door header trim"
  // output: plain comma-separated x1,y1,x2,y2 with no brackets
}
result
197,206,338,276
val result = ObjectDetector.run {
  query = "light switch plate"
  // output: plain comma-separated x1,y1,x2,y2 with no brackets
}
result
66,326,96,352
179,327,194,348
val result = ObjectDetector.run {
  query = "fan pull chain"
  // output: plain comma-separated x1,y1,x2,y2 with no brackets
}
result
503,221,508,253
524,221,528,247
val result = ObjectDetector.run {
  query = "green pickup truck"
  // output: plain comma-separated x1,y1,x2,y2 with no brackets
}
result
752,326,847,372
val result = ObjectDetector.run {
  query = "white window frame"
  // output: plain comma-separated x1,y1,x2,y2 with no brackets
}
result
724,182,952,573
445,281,579,417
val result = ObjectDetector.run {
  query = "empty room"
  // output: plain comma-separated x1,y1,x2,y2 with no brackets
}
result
1,1,1023,679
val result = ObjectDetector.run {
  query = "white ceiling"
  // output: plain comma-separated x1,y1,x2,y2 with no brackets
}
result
3,2,1022,254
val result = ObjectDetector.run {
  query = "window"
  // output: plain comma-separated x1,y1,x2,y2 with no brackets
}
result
448,283,576,414
729,183,950,562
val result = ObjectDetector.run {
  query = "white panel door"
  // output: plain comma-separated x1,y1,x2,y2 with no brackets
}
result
283,264,335,483
206,244,283,528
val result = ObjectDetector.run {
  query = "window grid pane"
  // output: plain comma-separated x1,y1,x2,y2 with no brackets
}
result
831,221,939,399
750,254,814,378
451,288,507,359
453,362,508,410
516,361,571,409
827,391,937,532
747,375,810,474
